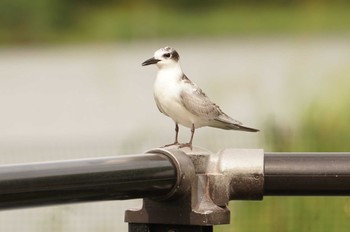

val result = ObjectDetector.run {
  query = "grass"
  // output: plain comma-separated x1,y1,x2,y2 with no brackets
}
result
215,197,350,232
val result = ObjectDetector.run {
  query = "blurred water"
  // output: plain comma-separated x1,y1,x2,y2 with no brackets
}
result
0,37,350,231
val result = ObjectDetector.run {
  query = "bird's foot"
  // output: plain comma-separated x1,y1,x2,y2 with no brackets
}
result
179,143,193,150
163,142,180,148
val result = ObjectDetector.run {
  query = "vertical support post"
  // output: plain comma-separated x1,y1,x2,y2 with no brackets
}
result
128,223,213,232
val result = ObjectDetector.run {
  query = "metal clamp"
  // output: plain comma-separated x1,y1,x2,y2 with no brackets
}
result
125,146,264,226
208,149,264,205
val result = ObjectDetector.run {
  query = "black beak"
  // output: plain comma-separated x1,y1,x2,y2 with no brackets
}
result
142,57,160,66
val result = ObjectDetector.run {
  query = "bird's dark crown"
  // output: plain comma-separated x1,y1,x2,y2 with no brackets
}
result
162,46,180,61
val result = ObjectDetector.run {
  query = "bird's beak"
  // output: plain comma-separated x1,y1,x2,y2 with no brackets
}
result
142,57,160,66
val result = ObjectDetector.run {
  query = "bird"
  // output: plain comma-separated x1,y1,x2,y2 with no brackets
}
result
142,46,258,149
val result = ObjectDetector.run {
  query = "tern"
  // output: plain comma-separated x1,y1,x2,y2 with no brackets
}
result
142,46,258,149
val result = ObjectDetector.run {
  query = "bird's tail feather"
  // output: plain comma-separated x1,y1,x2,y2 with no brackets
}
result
230,124,259,132
212,117,259,132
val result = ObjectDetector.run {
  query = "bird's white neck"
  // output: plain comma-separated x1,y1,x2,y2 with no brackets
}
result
156,63,183,82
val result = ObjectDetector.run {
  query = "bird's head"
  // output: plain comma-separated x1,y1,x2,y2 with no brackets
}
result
142,46,180,68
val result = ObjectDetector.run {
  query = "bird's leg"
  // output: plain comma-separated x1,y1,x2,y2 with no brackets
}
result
179,124,195,150
163,123,180,147
174,123,179,144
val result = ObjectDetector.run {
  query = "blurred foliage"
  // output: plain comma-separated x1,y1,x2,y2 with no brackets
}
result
296,74,350,152
217,197,350,232
219,71,350,231
266,70,350,152
1,0,350,45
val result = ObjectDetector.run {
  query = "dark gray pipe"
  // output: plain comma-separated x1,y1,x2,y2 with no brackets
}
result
264,152,350,195
0,154,176,209
1,150,350,210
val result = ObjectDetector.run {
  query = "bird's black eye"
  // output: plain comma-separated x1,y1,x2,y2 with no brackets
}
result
163,53,171,58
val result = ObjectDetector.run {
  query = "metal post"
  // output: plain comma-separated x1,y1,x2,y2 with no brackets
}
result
128,223,213,232
0,154,176,209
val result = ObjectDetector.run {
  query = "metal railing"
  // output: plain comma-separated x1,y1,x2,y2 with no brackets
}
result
1,146,350,232
0,153,176,209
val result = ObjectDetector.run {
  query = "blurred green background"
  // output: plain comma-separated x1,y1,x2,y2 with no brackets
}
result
1,1,350,232
1,0,350,45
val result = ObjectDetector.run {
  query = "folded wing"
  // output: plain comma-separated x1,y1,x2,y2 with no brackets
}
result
180,82,258,132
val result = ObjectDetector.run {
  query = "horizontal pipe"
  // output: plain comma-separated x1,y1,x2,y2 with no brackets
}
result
264,152,350,196
1,150,350,210
0,154,176,209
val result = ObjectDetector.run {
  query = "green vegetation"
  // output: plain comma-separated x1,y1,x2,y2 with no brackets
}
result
267,69,350,153
218,70,350,232
1,1,350,45
217,197,350,232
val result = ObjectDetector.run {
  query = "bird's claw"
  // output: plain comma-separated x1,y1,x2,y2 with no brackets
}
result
179,143,193,150
162,142,193,150
163,142,180,148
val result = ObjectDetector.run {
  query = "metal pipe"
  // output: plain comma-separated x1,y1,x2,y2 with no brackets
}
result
264,152,350,196
0,154,176,209
2,149,350,210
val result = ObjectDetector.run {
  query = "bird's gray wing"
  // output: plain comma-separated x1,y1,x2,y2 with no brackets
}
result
179,76,259,132
180,85,242,125
180,88,218,120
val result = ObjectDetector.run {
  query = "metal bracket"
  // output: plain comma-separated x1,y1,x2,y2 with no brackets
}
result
125,146,264,227
208,148,264,204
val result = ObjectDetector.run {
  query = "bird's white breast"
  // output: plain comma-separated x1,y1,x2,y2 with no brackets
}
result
153,66,202,128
